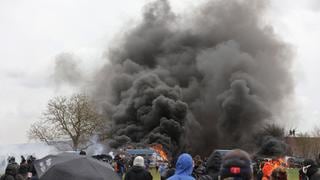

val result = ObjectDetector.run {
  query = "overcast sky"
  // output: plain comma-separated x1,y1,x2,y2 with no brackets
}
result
0,0,319,144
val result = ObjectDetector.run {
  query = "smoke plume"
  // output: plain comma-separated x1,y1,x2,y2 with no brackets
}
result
53,53,84,87
257,136,288,157
93,0,293,155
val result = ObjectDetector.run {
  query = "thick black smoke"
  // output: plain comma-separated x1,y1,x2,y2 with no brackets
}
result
93,0,293,155
255,124,288,157
257,136,288,157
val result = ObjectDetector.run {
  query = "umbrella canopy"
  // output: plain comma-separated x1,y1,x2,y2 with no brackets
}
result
34,152,120,180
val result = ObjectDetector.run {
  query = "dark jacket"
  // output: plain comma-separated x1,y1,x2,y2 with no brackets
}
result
1,163,19,180
124,166,152,180
199,151,222,180
301,159,320,180
15,174,28,180
0,175,15,180
307,167,320,180
310,171,320,180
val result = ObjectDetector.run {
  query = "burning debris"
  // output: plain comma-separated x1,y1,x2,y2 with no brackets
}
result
92,0,294,156
151,144,168,161
261,158,287,179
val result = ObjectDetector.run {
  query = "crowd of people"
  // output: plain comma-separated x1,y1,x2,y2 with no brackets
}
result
113,149,320,180
0,156,37,180
2,149,320,180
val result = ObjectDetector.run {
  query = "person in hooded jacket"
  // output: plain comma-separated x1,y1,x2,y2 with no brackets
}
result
199,150,223,180
192,158,206,178
16,164,30,180
219,149,253,180
299,159,320,180
114,155,125,178
0,163,19,180
167,153,195,180
124,156,152,180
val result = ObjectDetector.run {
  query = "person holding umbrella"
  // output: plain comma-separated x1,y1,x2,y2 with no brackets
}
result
33,152,120,180
124,156,152,180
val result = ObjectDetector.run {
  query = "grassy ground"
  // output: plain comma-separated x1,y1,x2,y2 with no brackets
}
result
150,168,160,180
287,168,299,180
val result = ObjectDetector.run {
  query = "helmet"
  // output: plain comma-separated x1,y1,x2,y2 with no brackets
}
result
7,156,15,163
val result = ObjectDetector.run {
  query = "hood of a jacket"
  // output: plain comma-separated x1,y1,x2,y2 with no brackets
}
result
206,151,222,173
175,153,193,176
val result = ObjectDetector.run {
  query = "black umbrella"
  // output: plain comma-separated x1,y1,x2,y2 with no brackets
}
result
34,152,120,180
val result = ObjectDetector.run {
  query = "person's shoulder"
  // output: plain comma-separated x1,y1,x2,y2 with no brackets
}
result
143,169,152,176
125,169,134,176
199,175,213,180
167,175,195,180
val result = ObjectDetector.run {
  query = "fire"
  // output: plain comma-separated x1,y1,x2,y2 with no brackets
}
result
262,158,286,180
151,144,168,161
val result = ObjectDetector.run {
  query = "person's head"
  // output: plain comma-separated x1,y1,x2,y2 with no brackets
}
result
175,153,194,176
27,155,36,164
302,159,318,177
194,155,201,161
206,150,223,173
270,167,287,180
8,156,15,163
79,150,86,155
114,154,121,160
133,156,145,167
20,156,26,165
219,149,252,180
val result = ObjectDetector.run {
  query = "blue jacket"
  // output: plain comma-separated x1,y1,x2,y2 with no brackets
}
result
168,153,195,180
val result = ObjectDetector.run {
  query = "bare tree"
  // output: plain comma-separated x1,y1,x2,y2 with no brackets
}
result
312,126,320,137
29,94,104,150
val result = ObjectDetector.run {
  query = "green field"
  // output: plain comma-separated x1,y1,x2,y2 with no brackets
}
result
287,168,299,180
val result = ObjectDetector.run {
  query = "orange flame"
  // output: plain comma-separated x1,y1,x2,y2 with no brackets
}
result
151,144,168,161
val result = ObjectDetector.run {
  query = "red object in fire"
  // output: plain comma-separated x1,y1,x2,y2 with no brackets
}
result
230,167,241,174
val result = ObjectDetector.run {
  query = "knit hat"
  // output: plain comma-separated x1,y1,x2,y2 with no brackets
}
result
133,156,145,167
219,149,252,180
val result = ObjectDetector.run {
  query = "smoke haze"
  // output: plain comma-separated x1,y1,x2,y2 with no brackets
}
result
92,0,293,155
53,53,84,87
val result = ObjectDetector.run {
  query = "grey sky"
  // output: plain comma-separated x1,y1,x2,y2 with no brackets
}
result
0,0,319,144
